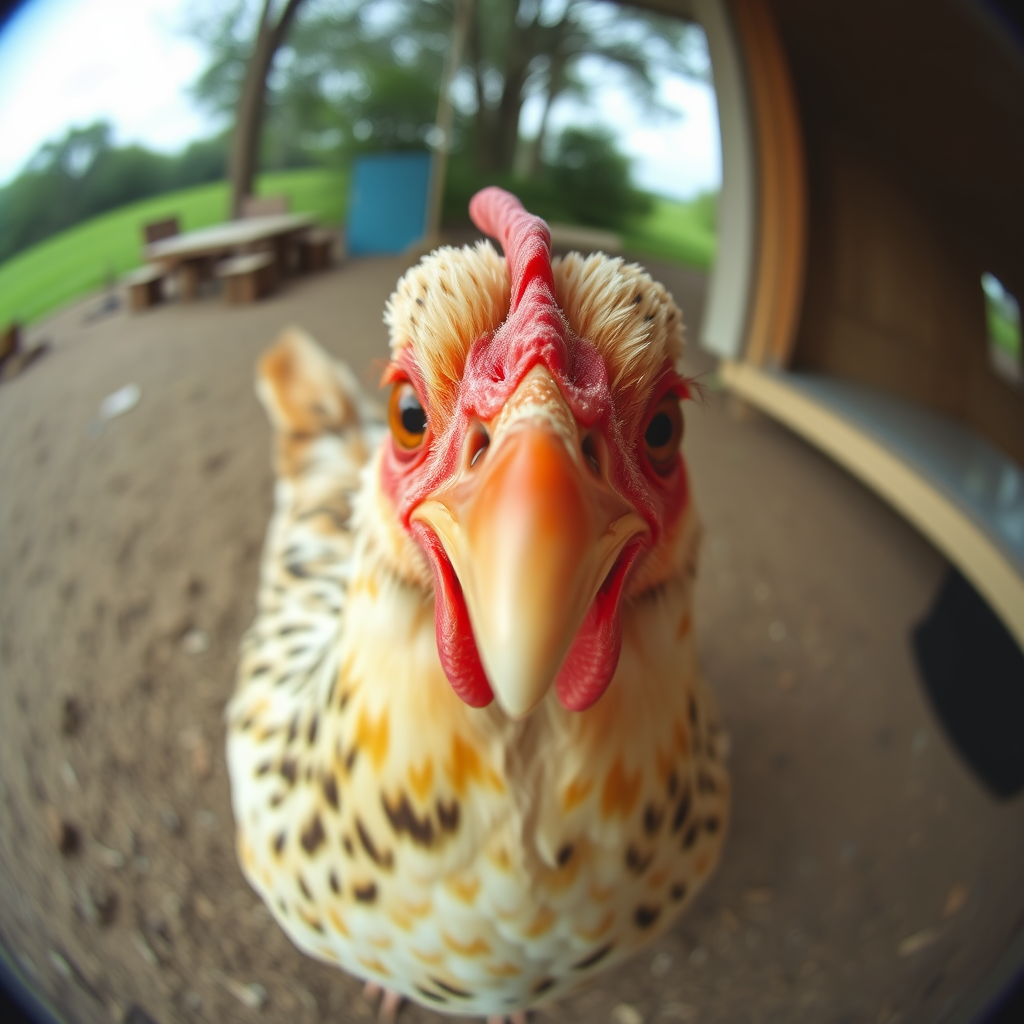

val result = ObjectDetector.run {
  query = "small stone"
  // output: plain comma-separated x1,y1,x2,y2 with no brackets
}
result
95,889,119,925
59,760,79,789
48,950,73,980
131,932,158,967
220,975,268,1010
612,1004,643,1024
768,621,787,642
77,881,118,926
45,807,80,855
943,883,968,918
911,730,929,755
898,927,941,957
60,696,83,736
196,810,217,829
650,951,673,977
161,809,182,834
720,908,740,931
688,946,708,968
744,887,774,906
181,629,210,655
183,990,202,1013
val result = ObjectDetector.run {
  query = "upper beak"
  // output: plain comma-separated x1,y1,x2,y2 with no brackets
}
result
412,369,647,718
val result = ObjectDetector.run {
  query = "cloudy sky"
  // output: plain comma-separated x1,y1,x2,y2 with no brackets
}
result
0,0,721,199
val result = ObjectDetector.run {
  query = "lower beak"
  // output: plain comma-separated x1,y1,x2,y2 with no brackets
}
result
413,422,646,718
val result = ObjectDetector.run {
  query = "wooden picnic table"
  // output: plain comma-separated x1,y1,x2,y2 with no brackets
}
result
144,213,317,300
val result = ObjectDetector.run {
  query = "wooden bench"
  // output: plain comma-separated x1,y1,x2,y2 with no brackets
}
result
298,227,336,272
217,252,276,304
722,361,1024,652
124,264,167,311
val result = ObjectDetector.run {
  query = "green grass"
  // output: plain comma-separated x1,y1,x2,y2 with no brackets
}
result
622,194,717,270
985,307,1022,358
0,167,348,327
0,170,714,328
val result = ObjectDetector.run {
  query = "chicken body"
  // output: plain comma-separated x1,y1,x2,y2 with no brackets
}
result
227,190,729,1017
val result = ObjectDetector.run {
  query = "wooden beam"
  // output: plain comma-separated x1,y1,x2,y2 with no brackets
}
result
721,359,1024,652
731,0,808,369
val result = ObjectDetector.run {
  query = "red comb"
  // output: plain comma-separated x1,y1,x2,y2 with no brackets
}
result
469,186,555,312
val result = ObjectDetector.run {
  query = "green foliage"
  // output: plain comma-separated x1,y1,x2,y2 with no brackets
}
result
0,168,347,328
443,126,650,232
0,122,231,265
184,0,708,179
346,62,442,153
548,127,652,229
621,193,718,269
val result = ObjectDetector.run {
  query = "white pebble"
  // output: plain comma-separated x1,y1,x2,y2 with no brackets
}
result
181,629,210,655
221,976,268,1010
59,761,79,789
612,1004,643,1024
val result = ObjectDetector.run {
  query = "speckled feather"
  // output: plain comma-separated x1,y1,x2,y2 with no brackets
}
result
226,244,729,1016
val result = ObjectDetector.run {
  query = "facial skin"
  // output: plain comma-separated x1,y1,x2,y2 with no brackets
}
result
379,334,689,719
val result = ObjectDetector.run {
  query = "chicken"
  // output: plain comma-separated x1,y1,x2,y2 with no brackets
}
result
226,187,729,1020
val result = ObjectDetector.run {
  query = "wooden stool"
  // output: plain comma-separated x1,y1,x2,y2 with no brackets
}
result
298,228,336,272
124,265,167,311
217,252,277,304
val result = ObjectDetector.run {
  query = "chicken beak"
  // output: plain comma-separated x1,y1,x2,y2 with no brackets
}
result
412,377,647,718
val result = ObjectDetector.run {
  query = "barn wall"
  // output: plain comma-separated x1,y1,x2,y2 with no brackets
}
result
771,1,1024,467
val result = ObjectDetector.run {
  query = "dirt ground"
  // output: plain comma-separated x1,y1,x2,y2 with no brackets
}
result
1,251,1023,1024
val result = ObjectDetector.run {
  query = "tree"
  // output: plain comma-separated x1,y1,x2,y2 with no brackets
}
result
229,0,307,214
187,0,309,215
465,0,706,176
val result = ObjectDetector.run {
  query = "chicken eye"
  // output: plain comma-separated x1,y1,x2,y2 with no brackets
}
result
389,382,428,450
644,395,683,475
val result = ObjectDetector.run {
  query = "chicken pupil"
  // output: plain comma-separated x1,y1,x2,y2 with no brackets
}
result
645,412,672,448
399,394,427,434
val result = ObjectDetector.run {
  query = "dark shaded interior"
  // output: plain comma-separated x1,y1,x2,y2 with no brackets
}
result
770,0,1024,466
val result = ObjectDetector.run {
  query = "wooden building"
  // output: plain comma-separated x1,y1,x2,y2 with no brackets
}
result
639,0,1024,652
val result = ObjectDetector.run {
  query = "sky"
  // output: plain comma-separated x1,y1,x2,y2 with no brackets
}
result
0,0,722,199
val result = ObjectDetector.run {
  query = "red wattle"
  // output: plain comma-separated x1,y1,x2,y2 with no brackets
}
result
555,541,643,712
410,522,494,708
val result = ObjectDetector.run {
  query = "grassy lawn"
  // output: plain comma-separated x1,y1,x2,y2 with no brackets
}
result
0,170,714,329
0,168,348,328
623,194,717,270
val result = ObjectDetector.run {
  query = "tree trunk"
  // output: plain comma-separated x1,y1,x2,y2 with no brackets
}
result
521,54,566,179
427,0,476,238
494,60,529,173
229,0,306,218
